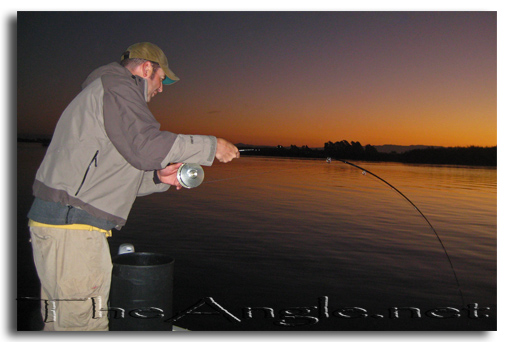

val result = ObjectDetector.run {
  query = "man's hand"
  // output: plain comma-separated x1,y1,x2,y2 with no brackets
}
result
157,163,183,190
216,138,240,163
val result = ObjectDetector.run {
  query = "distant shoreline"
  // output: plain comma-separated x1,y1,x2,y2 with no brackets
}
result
236,144,497,167
17,138,497,167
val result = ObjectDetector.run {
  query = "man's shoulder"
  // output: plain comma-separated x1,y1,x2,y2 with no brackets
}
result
82,62,135,89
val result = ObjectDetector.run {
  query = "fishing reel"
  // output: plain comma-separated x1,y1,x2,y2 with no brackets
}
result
176,163,205,189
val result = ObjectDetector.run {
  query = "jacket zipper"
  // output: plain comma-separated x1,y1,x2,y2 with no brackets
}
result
74,150,99,196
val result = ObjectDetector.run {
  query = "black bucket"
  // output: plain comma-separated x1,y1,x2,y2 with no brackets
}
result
109,252,174,331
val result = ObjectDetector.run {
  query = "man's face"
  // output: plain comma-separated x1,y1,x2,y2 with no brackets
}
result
144,65,166,102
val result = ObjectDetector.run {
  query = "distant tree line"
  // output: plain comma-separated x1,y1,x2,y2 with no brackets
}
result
397,146,496,166
18,137,51,146
324,140,380,160
240,140,497,166
324,140,496,166
19,136,497,166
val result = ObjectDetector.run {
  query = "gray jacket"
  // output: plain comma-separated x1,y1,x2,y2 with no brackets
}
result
28,62,217,230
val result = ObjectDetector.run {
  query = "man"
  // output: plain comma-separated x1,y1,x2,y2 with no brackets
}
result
27,42,239,331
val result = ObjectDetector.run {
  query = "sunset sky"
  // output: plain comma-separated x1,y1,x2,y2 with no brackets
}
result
17,11,497,148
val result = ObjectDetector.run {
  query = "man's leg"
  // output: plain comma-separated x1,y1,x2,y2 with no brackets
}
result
30,226,112,331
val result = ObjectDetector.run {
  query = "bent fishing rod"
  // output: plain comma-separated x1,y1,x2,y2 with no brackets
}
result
333,158,465,306
173,156,465,305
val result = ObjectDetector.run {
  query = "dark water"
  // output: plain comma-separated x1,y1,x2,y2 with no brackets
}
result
16,143,496,331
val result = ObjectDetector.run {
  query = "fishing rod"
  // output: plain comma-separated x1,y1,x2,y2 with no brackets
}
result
333,158,465,306
173,156,465,305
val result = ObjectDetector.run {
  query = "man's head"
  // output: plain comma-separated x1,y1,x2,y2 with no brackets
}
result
121,42,179,102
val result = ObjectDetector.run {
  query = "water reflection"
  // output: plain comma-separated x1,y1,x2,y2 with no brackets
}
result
17,146,496,330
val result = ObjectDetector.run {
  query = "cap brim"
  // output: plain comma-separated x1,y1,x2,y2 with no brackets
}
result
163,76,177,85
162,66,179,85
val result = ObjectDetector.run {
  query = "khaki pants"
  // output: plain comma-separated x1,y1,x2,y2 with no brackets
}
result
29,226,112,331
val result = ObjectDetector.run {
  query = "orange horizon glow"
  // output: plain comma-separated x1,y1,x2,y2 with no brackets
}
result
17,12,497,149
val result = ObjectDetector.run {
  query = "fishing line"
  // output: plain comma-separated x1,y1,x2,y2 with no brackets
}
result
334,158,465,306
202,164,304,185
179,156,465,305
175,156,305,187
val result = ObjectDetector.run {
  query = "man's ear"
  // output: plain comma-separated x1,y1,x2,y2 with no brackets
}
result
142,61,153,78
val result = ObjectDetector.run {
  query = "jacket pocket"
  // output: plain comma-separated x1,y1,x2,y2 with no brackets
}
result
75,150,99,196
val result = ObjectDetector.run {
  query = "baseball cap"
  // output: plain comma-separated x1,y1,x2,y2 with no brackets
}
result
122,42,180,85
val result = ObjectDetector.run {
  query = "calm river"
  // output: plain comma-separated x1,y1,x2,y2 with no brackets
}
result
16,143,496,331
